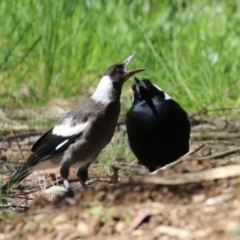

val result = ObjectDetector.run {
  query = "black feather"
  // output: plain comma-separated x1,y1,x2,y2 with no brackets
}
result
1,128,83,193
31,128,83,161
126,78,190,172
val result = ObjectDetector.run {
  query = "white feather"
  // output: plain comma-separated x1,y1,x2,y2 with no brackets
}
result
154,84,171,100
55,139,69,150
91,75,113,104
53,118,89,137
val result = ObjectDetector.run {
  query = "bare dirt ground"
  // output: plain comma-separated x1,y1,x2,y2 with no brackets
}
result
1,107,240,240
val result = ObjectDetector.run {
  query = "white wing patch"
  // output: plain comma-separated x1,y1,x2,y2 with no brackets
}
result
53,118,89,137
154,84,171,100
55,139,69,150
91,75,113,104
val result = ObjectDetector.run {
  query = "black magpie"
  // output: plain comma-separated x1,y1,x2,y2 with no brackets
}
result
126,77,190,172
1,55,146,193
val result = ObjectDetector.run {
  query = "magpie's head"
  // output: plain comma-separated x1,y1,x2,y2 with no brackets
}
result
104,54,146,84
133,77,171,101
91,55,146,105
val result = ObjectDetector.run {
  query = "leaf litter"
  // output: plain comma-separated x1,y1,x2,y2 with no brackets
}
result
0,108,240,239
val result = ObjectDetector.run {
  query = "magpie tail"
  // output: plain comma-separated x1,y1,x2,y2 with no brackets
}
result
1,154,38,194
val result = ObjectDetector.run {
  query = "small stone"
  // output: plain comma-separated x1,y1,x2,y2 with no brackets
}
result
77,222,90,237
192,194,206,203
153,226,191,239
115,221,125,233
131,229,144,236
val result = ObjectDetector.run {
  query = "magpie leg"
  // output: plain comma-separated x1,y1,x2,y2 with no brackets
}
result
77,164,90,190
60,165,74,197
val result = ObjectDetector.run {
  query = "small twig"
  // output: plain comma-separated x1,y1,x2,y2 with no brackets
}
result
175,146,240,164
186,144,206,156
127,212,150,233
191,131,240,140
132,164,240,185
1,195,34,201
0,204,28,209
151,144,205,174
196,146,240,160
2,131,43,143
13,129,25,161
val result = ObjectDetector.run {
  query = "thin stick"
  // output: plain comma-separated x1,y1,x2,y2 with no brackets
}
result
13,129,26,162
197,146,240,160
191,132,240,140
0,204,28,209
151,144,205,174
132,164,240,185
185,144,206,156
3,131,43,142
1,195,34,200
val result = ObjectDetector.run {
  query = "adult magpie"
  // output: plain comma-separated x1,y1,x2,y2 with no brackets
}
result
126,77,190,172
1,55,146,193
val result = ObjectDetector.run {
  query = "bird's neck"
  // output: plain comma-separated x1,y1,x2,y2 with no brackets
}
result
91,75,121,104
133,95,161,121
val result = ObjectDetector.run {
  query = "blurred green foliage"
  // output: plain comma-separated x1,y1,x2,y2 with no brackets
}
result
1,0,240,114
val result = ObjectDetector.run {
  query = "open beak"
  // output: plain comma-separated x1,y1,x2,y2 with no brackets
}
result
123,54,146,81
134,77,147,93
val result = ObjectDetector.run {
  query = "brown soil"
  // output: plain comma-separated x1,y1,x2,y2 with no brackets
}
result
1,113,240,240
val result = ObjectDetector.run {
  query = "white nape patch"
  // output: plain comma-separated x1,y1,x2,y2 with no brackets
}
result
55,139,69,150
91,75,113,104
154,84,171,100
53,118,89,137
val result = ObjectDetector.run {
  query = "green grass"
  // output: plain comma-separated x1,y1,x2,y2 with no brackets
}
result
98,130,136,174
1,0,240,183
1,0,240,115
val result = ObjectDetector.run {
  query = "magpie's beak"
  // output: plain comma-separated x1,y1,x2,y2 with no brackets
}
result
134,77,147,93
123,54,146,81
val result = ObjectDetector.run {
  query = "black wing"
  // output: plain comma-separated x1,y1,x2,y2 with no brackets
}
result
1,127,83,193
31,127,83,161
